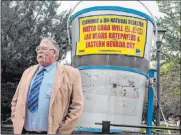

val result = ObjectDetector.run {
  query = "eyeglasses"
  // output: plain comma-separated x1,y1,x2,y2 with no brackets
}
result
35,47,55,53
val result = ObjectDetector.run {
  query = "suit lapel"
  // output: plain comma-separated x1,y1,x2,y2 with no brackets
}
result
49,63,65,109
23,65,39,103
22,63,65,112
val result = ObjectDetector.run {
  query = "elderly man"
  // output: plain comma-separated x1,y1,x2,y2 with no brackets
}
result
11,38,84,134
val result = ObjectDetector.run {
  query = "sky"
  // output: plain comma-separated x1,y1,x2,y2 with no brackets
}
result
58,1,163,17
57,1,163,65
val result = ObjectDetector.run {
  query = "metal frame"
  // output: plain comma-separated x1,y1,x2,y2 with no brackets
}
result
96,121,181,134
146,68,157,134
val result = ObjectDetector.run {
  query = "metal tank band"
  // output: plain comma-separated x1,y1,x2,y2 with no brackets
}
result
70,6,155,25
77,65,149,78
75,127,120,133
73,55,149,72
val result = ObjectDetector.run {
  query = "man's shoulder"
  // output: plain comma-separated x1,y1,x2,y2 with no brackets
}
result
60,65,79,74
58,64,81,82
23,64,38,73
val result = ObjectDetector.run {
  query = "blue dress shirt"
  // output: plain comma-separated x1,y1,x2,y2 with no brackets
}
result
24,62,56,131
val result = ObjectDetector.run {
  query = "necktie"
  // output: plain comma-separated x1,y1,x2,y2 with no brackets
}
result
28,68,46,113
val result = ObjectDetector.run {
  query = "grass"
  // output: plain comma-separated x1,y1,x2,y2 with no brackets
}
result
141,124,179,134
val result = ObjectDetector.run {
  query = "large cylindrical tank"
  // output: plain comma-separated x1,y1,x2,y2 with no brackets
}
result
70,1,155,133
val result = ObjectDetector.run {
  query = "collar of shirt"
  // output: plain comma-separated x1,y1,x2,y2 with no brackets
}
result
38,62,56,73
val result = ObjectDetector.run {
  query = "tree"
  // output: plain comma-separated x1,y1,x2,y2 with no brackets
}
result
156,0,180,61
155,0,181,119
1,1,70,83
1,1,71,116
143,1,180,122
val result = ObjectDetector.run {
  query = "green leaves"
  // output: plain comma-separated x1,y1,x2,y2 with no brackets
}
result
157,1,180,57
155,0,181,119
1,1,70,83
1,1,71,114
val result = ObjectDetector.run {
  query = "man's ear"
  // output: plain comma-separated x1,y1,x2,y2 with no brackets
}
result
53,50,57,59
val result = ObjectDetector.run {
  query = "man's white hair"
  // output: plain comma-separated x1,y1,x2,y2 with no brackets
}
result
41,37,60,60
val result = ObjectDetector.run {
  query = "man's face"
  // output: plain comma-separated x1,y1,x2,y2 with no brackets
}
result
36,39,56,67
